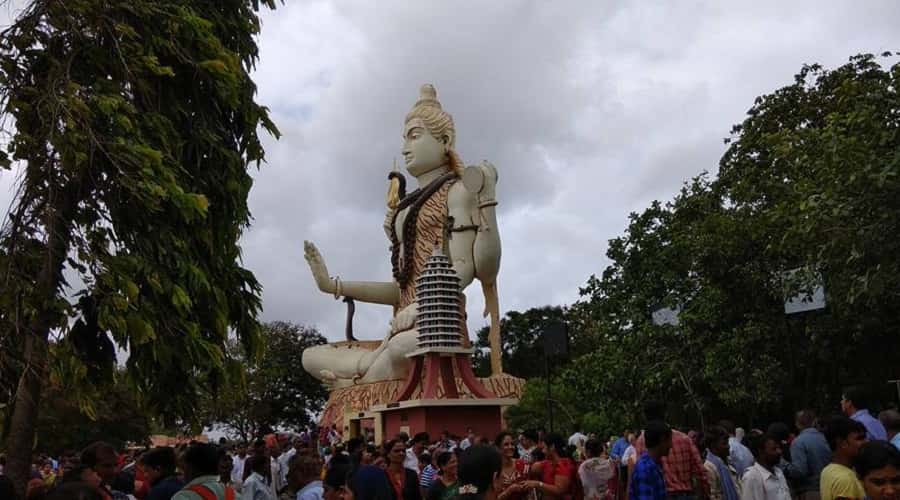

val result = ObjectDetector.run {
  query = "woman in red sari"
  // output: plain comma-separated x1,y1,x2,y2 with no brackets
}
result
523,434,575,500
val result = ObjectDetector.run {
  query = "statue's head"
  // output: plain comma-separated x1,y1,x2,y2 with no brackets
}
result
402,84,463,178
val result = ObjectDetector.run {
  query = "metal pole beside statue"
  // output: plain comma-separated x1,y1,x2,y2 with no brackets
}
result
889,380,900,406
542,321,569,434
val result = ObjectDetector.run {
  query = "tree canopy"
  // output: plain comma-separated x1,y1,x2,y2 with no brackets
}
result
201,322,328,442
0,0,279,492
505,53,900,435
472,306,568,378
34,374,151,456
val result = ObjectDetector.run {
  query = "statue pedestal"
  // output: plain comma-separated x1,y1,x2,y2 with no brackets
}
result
371,397,518,441
395,348,495,401
378,343,512,439
319,248,522,442
321,373,525,443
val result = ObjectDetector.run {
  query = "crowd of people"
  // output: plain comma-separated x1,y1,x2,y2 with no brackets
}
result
618,389,900,500
2,387,899,500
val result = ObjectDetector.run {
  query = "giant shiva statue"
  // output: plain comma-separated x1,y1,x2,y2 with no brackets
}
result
301,84,502,388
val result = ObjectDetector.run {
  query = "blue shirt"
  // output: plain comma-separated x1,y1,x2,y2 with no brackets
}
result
851,409,887,441
298,480,324,500
787,427,832,493
611,437,629,461
891,433,900,451
630,454,666,500
728,437,754,478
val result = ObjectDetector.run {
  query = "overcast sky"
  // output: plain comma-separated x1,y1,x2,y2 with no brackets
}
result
1,1,899,344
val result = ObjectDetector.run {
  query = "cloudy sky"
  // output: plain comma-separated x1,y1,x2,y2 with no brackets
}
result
2,1,899,344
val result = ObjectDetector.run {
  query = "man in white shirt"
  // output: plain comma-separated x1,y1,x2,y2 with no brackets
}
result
720,420,754,477
569,431,588,447
569,431,588,459
518,430,539,463
327,425,341,447
438,430,457,451
230,445,247,485
741,433,791,500
243,455,276,500
460,428,475,450
269,447,286,496
404,432,429,471
279,438,305,484
622,443,638,467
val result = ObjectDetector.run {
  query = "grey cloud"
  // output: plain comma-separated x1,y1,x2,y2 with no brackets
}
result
1,0,898,345
245,0,899,343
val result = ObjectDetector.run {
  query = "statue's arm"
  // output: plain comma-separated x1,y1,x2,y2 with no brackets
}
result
338,280,400,306
469,161,503,375
471,162,501,284
304,241,400,306
473,205,501,283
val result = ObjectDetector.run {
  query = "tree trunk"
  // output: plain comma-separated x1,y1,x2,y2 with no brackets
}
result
3,179,77,497
4,332,49,498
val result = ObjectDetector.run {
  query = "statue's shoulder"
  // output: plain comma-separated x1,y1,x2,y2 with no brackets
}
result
449,161,498,204
448,176,475,206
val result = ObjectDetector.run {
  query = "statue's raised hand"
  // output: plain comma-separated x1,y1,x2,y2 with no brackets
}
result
303,241,336,294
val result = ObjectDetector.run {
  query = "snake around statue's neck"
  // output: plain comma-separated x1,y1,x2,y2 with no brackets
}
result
389,170,458,288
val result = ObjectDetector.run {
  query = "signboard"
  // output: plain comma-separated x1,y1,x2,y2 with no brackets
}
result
651,304,682,326
783,269,826,314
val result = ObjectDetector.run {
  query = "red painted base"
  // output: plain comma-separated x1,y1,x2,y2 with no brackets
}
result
380,402,506,440
394,353,495,402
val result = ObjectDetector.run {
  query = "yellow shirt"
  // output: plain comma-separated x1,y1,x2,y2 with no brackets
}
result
820,463,864,500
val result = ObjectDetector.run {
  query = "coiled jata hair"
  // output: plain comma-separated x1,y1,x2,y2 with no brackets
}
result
388,84,464,210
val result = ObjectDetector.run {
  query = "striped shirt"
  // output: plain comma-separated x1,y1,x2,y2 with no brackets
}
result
420,465,437,489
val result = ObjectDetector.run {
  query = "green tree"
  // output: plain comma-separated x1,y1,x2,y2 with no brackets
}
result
504,377,581,434
504,345,640,437
202,322,328,442
34,374,151,456
472,305,601,379
713,52,900,414
509,53,900,433
0,1,279,493
472,306,568,378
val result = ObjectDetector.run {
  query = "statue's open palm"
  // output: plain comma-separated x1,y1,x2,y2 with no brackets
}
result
303,241,334,293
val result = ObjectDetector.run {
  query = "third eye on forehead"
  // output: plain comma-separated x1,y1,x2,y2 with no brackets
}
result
404,118,427,139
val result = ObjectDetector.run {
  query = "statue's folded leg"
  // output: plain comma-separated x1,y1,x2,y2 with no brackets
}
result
358,329,418,384
301,304,420,387
301,342,383,388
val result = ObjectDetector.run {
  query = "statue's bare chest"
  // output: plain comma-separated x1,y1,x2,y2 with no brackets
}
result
394,183,475,242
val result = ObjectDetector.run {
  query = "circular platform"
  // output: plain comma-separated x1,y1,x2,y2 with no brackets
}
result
318,372,525,430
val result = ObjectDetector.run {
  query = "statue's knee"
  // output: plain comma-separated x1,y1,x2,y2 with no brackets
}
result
301,347,319,372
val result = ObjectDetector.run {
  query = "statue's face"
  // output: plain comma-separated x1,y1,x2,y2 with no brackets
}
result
402,118,447,176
